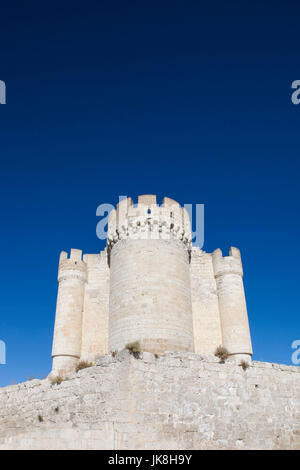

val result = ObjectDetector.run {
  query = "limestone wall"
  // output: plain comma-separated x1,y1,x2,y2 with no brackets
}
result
1,352,299,450
109,239,194,354
190,247,222,354
81,251,110,361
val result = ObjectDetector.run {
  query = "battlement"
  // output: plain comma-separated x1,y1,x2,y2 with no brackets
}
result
107,194,192,250
191,246,205,258
212,246,243,277
58,249,87,283
83,249,108,266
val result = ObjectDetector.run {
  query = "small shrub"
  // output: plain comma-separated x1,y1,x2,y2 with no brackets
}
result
240,360,249,371
214,345,230,363
54,406,59,413
111,350,118,358
154,353,159,359
75,361,92,372
125,341,141,359
50,375,64,385
38,414,43,422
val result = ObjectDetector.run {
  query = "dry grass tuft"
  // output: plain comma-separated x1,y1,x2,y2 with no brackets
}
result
76,361,93,372
50,375,64,385
125,341,141,359
240,360,250,371
214,345,230,363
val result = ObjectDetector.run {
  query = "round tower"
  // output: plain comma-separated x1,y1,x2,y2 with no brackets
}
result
212,247,253,362
51,249,87,376
107,195,194,355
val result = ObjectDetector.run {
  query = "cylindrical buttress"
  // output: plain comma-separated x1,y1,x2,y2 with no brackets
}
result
213,248,252,361
51,250,87,375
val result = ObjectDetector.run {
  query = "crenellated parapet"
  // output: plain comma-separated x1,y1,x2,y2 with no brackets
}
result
57,249,87,284
212,247,243,278
107,195,192,252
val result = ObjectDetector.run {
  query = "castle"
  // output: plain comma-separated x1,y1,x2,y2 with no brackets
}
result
1,195,299,450
51,195,252,376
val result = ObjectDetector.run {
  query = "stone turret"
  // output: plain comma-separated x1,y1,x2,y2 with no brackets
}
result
107,195,195,355
212,247,252,361
51,249,87,376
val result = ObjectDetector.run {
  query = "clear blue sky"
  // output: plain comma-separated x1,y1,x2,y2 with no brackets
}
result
0,1,299,386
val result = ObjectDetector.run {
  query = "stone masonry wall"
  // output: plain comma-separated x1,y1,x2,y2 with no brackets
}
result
0,352,299,450
190,248,222,354
81,251,110,361
109,239,194,354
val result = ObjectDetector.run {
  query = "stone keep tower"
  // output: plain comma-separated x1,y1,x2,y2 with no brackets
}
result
51,195,252,376
107,195,194,355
